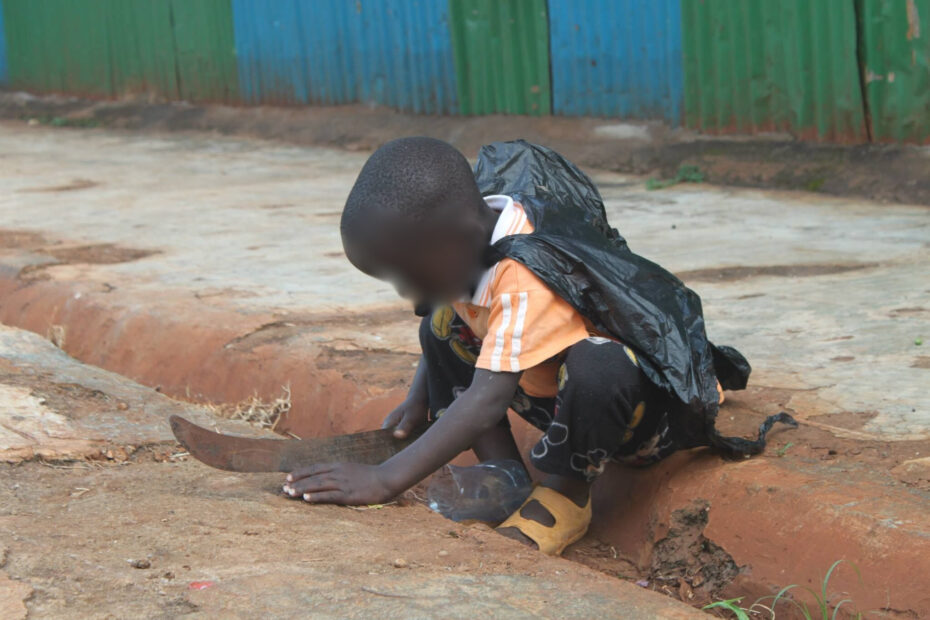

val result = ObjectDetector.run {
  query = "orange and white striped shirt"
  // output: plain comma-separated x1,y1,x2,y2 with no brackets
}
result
452,195,726,404
452,195,595,398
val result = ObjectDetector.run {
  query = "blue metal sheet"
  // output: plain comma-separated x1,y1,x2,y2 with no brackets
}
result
231,0,457,114
0,0,10,86
232,0,308,104
548,0,683,124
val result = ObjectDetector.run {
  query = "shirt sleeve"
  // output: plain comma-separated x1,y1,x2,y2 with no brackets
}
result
476,260,591,373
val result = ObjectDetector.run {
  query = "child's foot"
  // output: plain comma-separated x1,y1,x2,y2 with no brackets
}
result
496,476,591,555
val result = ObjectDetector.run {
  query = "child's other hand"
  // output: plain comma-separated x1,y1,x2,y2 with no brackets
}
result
382,397,428,439
283,463,392,505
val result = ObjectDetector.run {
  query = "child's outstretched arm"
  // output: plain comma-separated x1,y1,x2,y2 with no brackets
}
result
284,369,520,505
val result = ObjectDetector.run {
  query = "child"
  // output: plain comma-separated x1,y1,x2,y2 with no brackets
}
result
283,138,794,555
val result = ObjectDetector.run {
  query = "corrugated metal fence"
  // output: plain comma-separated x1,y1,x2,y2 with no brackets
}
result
548,0,683,124
449,0,550,116
1,0,928,143
232,0,457,114
681,0,868,142
859,0,930,143
0,0,7,86
105,1,180,100
4,0,111,97
170,0,239,102
1,0,237,102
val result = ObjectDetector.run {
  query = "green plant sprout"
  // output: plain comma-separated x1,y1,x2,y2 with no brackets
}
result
704,598,751,619
645,165,705,190
703,560,863,619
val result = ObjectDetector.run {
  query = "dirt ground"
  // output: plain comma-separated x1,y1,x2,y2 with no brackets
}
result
2,364,926,619
1,117,929,617
706,385,930,480
2,91,930,206
0,326,701,619
3,313,928,617
1,458,702,619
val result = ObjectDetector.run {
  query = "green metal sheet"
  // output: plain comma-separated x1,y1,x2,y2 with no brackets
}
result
4,0,113,97
0,0,10,86
449,0,551,115
682,0,868,142
170,0,239,103
3,0,182,100
859,0,930,143
105,0,179,99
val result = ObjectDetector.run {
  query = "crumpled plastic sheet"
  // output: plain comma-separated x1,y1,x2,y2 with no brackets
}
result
474,140,796,456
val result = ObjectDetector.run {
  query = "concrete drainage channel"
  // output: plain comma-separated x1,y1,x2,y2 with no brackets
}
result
0,324,706,620
5,263,930,618
2,122,930,617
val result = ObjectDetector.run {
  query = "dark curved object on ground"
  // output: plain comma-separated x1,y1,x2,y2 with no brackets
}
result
169,415,423,472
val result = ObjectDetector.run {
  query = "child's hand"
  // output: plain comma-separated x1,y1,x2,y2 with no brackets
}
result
283,463,393,505
382,397,428,439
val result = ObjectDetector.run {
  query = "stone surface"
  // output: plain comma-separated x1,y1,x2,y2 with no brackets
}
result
0,573,32,620
0,339,700,618
0,324,269,463
892,456,930,487
1,122,929,616
3,92,930,206
0,122,927,439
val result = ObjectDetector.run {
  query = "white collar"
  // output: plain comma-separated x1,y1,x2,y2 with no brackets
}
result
485,194,516,244
467,195,525,306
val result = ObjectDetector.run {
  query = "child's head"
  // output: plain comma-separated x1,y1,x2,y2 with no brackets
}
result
342,137,493,304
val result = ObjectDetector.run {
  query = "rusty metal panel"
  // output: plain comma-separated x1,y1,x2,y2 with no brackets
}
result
449,0,551,115
860,0,930,143
548,0,683,124
2,0,215,101
170,0,239,103
3,0,114,97
682,0,868,142
0,0,8,86
232,0,457,113
105,0,179,100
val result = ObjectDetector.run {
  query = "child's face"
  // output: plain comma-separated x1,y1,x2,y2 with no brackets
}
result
344,220,483,305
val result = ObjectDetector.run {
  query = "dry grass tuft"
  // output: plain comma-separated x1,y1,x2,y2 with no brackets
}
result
47,324,66,349
208,385,292,430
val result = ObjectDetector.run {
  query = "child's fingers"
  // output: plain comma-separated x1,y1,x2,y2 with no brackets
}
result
394,411,423,438
285,474,339,497
391,415,412,438
302,490,345,504
381,406,404,430
286,463,336,482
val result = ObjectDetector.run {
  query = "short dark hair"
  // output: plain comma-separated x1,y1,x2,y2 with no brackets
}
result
341,137,481,236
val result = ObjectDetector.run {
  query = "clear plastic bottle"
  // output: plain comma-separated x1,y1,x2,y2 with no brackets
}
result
427,459,533,524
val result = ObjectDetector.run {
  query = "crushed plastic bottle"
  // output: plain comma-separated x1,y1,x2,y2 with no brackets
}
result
427,459,533,524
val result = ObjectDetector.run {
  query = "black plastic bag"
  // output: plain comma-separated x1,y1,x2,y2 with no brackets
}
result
475,140,795,457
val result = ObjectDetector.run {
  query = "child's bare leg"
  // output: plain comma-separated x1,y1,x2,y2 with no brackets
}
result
496,338,674,551
471,423,523,463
